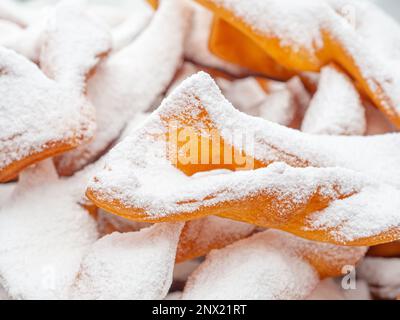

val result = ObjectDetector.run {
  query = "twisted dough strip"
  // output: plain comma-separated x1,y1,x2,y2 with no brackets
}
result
87,72,400,246
0,160,98,299
196,0,400,128
0,2,111,183
182,230,366,300
55,0,189,176
70,223,183,300
0,159,183,300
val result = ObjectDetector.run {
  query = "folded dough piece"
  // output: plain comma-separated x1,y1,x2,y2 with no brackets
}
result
0,161,98,299
0,5,50,63
71,223,183,300
87,72,400,246
184,2,255,77
55,0,190,176
301,65,366,135
0,2,111,183
196,0,400,128
182,230,366,300
0,19,22,42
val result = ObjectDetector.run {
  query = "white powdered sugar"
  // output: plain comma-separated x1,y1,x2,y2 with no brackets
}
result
0,159,184,300
0,2,111,179
0,0,33,27
301,65,366,135
55,0,189,175
210,0,328,53
111,0,153,51
0,19,22,44
1,6,50,63
217,77,268,116
1,0,400,301
206,0,400,123
182,230,320,300
40,2,111,91
71,223,183,300
182,229,365,299
258,87,296,126
358,257,400,299
0,161,98,299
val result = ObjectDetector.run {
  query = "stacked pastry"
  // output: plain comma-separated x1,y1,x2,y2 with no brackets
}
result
0,0,399,300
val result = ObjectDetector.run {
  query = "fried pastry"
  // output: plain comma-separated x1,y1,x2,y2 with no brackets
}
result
87,72,400,246
55,0,190,176
0,160,98,299
71,223,183,300
196,0,400,128
182,230,366,299
0,2,111,183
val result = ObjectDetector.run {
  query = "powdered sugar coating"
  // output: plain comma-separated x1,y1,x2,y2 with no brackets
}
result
358,257,400,299
55,0,189,175
71,223,183,300
183,230,365,299
88,72,400,243
182,230,321,300
301,65,366,135
40,2,111,91
209,0,328,53
0,161,98,299
111,1,153,51
0,2,111,180
201,0,400,126
0,0,33,27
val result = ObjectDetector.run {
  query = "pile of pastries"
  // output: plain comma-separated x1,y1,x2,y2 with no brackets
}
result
1,0,400,300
